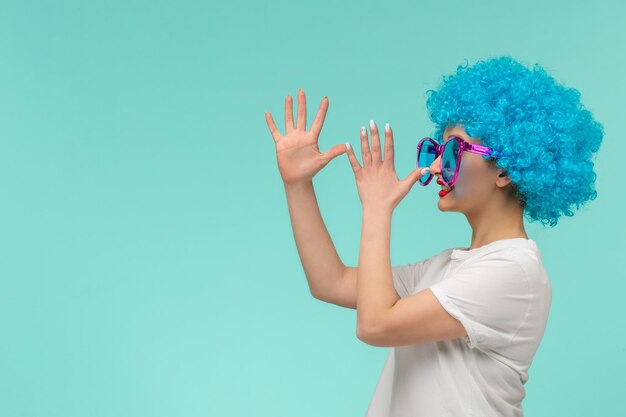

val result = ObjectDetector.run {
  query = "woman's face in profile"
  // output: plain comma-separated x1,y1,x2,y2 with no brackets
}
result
430,124,504,215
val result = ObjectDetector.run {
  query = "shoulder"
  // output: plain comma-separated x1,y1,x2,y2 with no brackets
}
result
507,244,551,284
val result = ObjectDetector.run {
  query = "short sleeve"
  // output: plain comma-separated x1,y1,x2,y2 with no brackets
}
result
428,250,531,351
392,259,427,298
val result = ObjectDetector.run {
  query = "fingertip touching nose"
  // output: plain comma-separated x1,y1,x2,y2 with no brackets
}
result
428,155,442,177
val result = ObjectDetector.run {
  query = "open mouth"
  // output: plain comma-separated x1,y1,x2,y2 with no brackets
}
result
437,179,454,197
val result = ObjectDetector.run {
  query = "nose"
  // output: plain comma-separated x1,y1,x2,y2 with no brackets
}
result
428,154,442,180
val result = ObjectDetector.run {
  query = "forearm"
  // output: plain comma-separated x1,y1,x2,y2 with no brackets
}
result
283,180,345,298
356,207,399,334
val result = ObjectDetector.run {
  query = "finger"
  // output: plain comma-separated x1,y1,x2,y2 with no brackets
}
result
383,122,394,169
285,94,295,133
403,166,431,188
320,142,348,164
345,142,362,174
369,120,382,164
310,96,328,139
296,88,307,131
360,125,372,167
265,111,282,144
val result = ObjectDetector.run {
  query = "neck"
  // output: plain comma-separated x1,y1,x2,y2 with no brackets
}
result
464,196,528,251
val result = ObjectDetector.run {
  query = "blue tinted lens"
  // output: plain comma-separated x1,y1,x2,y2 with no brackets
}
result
418,140,436,183
442,140,459,184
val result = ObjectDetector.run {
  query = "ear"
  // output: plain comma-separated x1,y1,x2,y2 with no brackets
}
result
495,169,512,188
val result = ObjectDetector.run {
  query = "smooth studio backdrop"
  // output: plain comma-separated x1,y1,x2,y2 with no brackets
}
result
0,0,623,416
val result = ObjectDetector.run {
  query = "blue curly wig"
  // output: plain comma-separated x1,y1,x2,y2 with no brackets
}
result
425,56,604,227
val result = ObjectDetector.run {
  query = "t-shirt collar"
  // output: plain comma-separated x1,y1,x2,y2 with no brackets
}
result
450,238,537,260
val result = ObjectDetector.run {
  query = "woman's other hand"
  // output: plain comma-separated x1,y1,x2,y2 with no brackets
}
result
265,89,347,185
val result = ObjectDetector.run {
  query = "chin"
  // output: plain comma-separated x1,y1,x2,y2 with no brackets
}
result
437,200,454,211
437,189,454,202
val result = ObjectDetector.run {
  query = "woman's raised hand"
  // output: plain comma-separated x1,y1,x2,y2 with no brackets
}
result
265,89,347,185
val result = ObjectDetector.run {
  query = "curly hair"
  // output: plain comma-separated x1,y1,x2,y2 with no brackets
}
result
425,56,604,227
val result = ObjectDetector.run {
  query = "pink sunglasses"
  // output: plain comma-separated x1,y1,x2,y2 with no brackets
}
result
416,136,502,187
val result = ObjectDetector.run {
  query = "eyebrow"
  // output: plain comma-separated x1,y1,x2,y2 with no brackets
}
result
444,134,469,143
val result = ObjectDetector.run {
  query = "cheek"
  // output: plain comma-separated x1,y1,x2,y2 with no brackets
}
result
452,158,485,198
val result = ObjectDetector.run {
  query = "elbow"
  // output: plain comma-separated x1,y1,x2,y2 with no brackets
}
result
307,282,320,300
310,286,324,301
356,324,367,342
357,316,395,347
356,322,383,346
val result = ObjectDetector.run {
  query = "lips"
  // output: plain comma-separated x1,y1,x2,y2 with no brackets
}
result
436,179,453,191
437,179,453,197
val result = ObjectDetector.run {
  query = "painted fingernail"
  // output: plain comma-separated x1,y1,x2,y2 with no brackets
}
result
420,167,430,176
385,122,390,133
345,142,351,152
361,126,366,136
369,120,376,130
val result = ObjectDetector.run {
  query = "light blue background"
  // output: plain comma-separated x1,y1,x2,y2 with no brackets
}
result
0,0,623,416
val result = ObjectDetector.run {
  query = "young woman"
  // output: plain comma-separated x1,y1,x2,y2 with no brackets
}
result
264,56,603,416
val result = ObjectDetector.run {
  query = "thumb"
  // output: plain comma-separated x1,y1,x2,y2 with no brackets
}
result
321,143,349,163
403,167,430,187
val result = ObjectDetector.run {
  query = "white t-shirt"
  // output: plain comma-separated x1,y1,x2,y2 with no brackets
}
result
365,238,552,417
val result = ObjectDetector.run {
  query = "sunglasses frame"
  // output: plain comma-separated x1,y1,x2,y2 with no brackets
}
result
416,136,502,188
